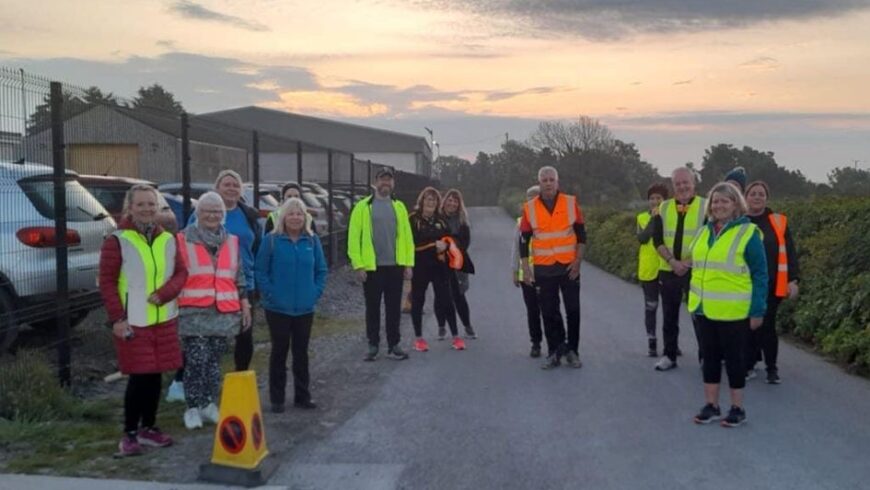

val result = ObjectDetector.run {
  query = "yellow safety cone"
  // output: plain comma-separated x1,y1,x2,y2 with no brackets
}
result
198,371,278,487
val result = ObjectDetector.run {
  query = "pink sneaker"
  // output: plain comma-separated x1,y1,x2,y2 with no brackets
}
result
137,427,174,447
117,435,143,457
414,338,429,352
452,337,466,351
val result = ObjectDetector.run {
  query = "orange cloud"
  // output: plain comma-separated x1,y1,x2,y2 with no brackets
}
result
265,90,390,117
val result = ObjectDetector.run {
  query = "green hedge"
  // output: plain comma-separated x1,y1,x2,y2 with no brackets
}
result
584,198,870,373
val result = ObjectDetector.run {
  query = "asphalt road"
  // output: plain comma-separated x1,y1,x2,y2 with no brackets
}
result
271,207,870,490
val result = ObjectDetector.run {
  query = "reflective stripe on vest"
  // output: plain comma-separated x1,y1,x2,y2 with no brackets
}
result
524,194,578,266
659,197,706,272
176,233,241,313
768,213,789,298
114,229,178,327
688,223,756,321
636,212,659,282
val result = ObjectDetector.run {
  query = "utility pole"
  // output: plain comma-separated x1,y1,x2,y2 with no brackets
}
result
505,132,509,144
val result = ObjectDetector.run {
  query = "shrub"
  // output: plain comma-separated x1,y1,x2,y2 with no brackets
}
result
0,350,77,422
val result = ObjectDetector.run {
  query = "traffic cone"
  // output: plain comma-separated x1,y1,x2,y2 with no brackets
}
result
198,371,277,487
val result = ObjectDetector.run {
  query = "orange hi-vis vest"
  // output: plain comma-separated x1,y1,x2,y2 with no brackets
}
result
176,232,241,313
524,193,578,266
768,213,789,298
440,236,464,270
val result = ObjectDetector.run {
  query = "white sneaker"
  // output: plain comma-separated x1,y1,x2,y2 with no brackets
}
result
184,407,203,430
654,356,677,371
165,380,185,403
201,403,220,424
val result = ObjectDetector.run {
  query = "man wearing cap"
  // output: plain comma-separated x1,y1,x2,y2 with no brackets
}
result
519,166,586,369
651,166,707,371
348,167,414,361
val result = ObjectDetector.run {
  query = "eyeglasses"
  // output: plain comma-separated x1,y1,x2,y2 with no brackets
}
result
199,209,223,216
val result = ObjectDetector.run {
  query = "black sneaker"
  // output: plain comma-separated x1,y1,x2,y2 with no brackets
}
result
693,403,721,424
294,400,317,410
676,347,683,357
721,406,746,427
386,345,409,360
564,350,582,368
541,353,560,370
530,344,542,358
464,325,477,339
648,339,657,358
364,345,378,362
766,369,781,384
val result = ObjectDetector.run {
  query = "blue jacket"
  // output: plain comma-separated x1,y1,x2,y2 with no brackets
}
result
255,232,328,316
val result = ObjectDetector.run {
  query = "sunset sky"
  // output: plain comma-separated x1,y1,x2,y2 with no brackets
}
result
2,0,869,181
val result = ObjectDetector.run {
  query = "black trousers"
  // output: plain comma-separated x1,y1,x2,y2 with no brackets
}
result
536,273,580,356
411,263,457,337
746,298,781,373
434,271,472,328
659,271,700,362
698,315,748,390
265,310,314,405
364,266,405,348
522,282,543,347
234,326,253,371
641,279,661,340
124,373,162,433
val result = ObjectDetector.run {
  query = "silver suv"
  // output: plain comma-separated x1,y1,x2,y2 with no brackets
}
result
0,161,116,351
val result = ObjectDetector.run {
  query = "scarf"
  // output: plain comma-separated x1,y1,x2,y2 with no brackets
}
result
184,223,228,256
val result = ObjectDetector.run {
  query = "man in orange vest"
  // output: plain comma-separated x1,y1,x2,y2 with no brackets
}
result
520,166,586,369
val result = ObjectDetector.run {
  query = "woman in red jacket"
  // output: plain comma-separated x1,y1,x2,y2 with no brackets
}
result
99,184,188,457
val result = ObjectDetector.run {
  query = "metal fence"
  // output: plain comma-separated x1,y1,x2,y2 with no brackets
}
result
0,67,438,384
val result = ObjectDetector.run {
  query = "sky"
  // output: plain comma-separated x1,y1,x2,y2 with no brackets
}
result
1,0,869,181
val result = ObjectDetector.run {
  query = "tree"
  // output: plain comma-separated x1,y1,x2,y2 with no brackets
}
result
132,84,184,115
828,166,870,197
527,115,614,157
25,86,118,135
699,144,812,197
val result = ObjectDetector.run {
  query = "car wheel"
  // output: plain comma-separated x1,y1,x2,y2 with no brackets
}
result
0,290,19,354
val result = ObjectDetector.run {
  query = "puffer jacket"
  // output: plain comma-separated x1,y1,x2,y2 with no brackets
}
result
98,219,188,374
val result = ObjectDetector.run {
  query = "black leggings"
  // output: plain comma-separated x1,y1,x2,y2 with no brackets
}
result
746,298,780,373
235,325,253,371
698,316,748,390
641,279,660,340
124,373,162,433
266,311,314,405
434,271,472,328
522,282,543,347
411,263,457,337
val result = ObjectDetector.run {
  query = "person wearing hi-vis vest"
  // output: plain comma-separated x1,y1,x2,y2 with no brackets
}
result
520,166,586,369
685,182,768,427
263,182,318,236
651,166,707,371
744,180,800,385
512,185,545,358
348,166,415,362
176,192,252,430
99,184,189,457
636,183,669,357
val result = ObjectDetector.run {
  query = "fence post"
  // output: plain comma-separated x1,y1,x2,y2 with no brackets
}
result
50,81,71,387
181,113,191,223
327,150,334,267
350,153,355,203
296,141,303,183
367,159,372,188
252,131,260,211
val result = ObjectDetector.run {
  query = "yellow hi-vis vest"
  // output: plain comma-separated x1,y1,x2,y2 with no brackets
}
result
114,229,178,327
347,195,415,271
687,222,757,321
636,211,659,282
516,217,533,282
659,197,706,272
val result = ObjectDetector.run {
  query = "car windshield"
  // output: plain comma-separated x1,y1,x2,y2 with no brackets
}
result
19,177,110,222
81,185,127,215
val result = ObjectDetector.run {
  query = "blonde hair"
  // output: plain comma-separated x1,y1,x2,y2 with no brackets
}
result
705,182,748,221
122,184,160,220
214,169,243,189
272,197,312,235
414,186,442,214
440,188,469,226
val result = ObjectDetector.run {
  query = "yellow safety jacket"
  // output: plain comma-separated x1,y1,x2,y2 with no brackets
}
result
687,222,757,321
636,211,659,282
659,197,706,272
114,229,178,327
347,195,415,271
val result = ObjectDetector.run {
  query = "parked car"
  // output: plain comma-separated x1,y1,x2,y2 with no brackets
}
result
158,182,279,226
77,175,188,232
259,182,329,236
0,162,117,351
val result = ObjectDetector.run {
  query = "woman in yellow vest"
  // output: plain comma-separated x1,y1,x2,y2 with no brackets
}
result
512,185,544,358
744,181,800,384
99,184,188,456
684,182,768,428
636,183,668,357
176,192,251,430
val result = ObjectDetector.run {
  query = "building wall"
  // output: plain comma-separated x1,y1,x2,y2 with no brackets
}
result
185,140,249,183
355,152,418,174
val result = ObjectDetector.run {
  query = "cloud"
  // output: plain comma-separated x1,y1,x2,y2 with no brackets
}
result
673,79,693,85
156,40,177,49
739,56,780,70
483,86,567,102
168,0,269,32
410,0,870,40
